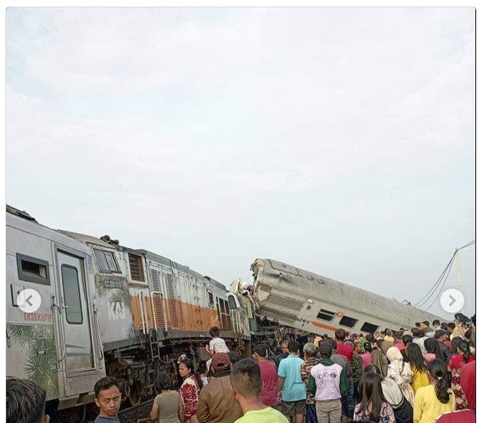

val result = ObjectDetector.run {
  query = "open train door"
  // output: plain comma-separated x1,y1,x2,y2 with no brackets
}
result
54,248,105,406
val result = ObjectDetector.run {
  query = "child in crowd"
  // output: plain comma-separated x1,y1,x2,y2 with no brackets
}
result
206,326,230,355
206,326,230,372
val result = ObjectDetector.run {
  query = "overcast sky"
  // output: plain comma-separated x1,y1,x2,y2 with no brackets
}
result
6,7,475,319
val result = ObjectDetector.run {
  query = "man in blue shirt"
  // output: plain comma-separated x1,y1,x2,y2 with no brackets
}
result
277,340,306,423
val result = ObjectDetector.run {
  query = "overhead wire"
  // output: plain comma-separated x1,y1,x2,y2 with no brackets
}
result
413,240,474,309
424,257,454,310
413,254,455,307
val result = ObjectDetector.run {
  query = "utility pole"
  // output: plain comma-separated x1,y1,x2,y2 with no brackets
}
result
455,248,465,314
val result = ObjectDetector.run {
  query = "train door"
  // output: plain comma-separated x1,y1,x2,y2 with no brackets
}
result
55,249,101,395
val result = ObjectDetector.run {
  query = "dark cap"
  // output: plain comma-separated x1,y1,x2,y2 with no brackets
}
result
211,353,231,371
319,341,333,357
434,329,446,339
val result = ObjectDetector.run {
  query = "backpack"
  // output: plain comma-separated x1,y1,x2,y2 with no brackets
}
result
393,396,413,423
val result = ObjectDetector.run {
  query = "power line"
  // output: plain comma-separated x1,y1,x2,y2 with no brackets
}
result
413,240,474,309
413,253,454,307
424,257,454,310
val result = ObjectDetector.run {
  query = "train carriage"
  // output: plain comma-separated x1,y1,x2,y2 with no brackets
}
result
240,258,444,338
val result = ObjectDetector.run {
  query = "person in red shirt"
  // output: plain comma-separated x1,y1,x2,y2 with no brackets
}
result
252,344,278,407
335,328,353,362
434,358,475,423
447,339,475,410
394,330,405,351
460,358,475,409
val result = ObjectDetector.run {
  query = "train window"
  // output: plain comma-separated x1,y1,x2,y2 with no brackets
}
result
339,316,358,328
129,254,145,281
16,254,50,285
316,309,335,321
228,295,238,310
361,322,379,333
61,265,83,325
208,291,214,307
93,249,120,273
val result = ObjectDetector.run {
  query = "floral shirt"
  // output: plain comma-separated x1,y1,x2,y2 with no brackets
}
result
352,353,364,383
179,375,200,420
354,402,396,423
300,357,319,404
448,353,475,410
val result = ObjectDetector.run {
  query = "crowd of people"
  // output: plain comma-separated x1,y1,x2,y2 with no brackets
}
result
6,315,476,423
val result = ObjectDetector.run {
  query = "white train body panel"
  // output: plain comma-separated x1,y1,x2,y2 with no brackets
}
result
251,258,444,336
6,210,105,407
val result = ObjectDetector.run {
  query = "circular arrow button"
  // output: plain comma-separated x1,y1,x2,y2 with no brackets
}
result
17,289,42,313
440,289,465,314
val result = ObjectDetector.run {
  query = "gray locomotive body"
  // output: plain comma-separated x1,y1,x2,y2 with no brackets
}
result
6,206,250,417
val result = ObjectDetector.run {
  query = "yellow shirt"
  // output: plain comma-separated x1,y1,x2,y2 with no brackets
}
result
411,368,429,394
413,385,455,423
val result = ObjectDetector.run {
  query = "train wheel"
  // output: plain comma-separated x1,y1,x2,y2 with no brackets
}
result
128,382,142,406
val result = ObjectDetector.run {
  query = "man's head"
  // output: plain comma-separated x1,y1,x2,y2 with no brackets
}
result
303,342,317,358
94,377,122,419
434,329,447,342
280,339,289,354
446,322,455,333
7,377,49,423
335,328,346,342
252,344,267,360
211,352,232,373
319,341,333,358
394,330,404,341
209,326,220,338
411,328,422,338
288,340,300,354
420,321,430,330
230,358,262,403
326,338,338,352
432,319,440,328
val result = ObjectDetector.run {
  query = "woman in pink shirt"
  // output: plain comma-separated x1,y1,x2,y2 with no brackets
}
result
361,342,372,369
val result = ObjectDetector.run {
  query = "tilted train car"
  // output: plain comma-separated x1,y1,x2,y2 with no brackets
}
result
6,206,250,419
235,258,444,337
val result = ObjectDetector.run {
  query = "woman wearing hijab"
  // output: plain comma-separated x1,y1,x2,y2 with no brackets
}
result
371,348,388,378
386,347,415,406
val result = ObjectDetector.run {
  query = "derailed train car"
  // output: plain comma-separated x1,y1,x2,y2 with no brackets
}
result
234,258,444,338
6,205,250,419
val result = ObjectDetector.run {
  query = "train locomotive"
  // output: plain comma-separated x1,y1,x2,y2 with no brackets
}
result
6,205,250,419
